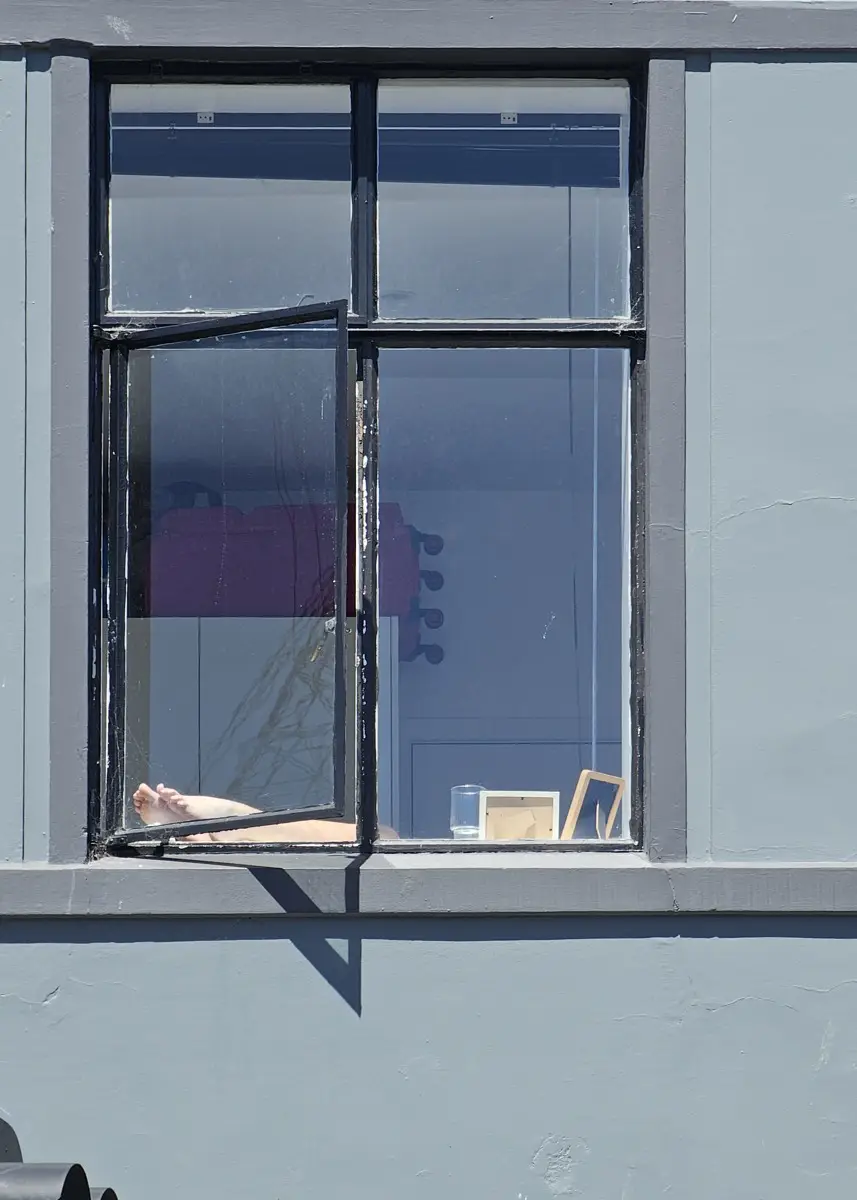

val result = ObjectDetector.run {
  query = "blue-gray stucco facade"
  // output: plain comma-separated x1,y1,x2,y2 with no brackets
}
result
1,5,857,1196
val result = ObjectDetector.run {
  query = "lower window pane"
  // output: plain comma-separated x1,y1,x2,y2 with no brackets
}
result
120,325,351,841
377,347,631,842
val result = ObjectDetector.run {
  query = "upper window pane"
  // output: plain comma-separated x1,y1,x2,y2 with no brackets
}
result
109,84,351,313
377,80,630,319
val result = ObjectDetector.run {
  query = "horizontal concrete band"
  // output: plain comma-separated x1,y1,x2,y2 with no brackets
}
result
4,856,857,915
6,1,857,52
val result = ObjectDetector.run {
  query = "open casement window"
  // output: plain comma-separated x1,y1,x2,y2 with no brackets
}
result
98,302,352,846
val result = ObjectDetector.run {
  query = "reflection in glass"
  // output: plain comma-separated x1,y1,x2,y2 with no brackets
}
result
109,84,351,312
378,81,630,319
377,348,630,840
122,326,343,833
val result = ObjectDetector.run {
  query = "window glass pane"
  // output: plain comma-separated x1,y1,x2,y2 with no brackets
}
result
377,348,631,841
121,324,349,840
109,85,351,313
378,80,630,319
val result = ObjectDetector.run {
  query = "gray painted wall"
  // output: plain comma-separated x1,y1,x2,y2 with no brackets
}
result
686,55,857,862
3,32,857,1200
0,49,26,863
0,50,90,864
5,48,854,864
2,917,857,1200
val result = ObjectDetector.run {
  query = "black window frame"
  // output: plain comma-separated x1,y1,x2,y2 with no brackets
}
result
91,61,647,855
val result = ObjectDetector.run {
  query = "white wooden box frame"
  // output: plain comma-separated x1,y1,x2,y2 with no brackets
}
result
478,790,561,841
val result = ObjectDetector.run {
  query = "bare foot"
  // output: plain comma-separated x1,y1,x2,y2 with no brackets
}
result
133,783,178,826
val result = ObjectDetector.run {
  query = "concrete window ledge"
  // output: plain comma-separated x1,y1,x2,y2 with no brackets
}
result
2,855,857,916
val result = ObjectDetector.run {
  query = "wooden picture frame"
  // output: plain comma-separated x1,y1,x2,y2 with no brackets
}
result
478,791,561,841
560,771,626,841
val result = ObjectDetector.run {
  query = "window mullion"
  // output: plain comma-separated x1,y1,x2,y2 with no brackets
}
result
356,345,380,847
104,345,129,841
351,78,378,323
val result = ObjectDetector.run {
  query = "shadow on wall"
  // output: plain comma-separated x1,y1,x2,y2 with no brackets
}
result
0,874,856,1021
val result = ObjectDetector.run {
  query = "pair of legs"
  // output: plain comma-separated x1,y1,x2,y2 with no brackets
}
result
133,783,396,843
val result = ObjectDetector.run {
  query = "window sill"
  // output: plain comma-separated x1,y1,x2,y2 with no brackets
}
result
1,853,857,915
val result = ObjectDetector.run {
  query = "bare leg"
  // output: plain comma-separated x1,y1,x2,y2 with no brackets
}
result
154,785,260,823
207,814,400,843
153,786,358,841
132,783,400,843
